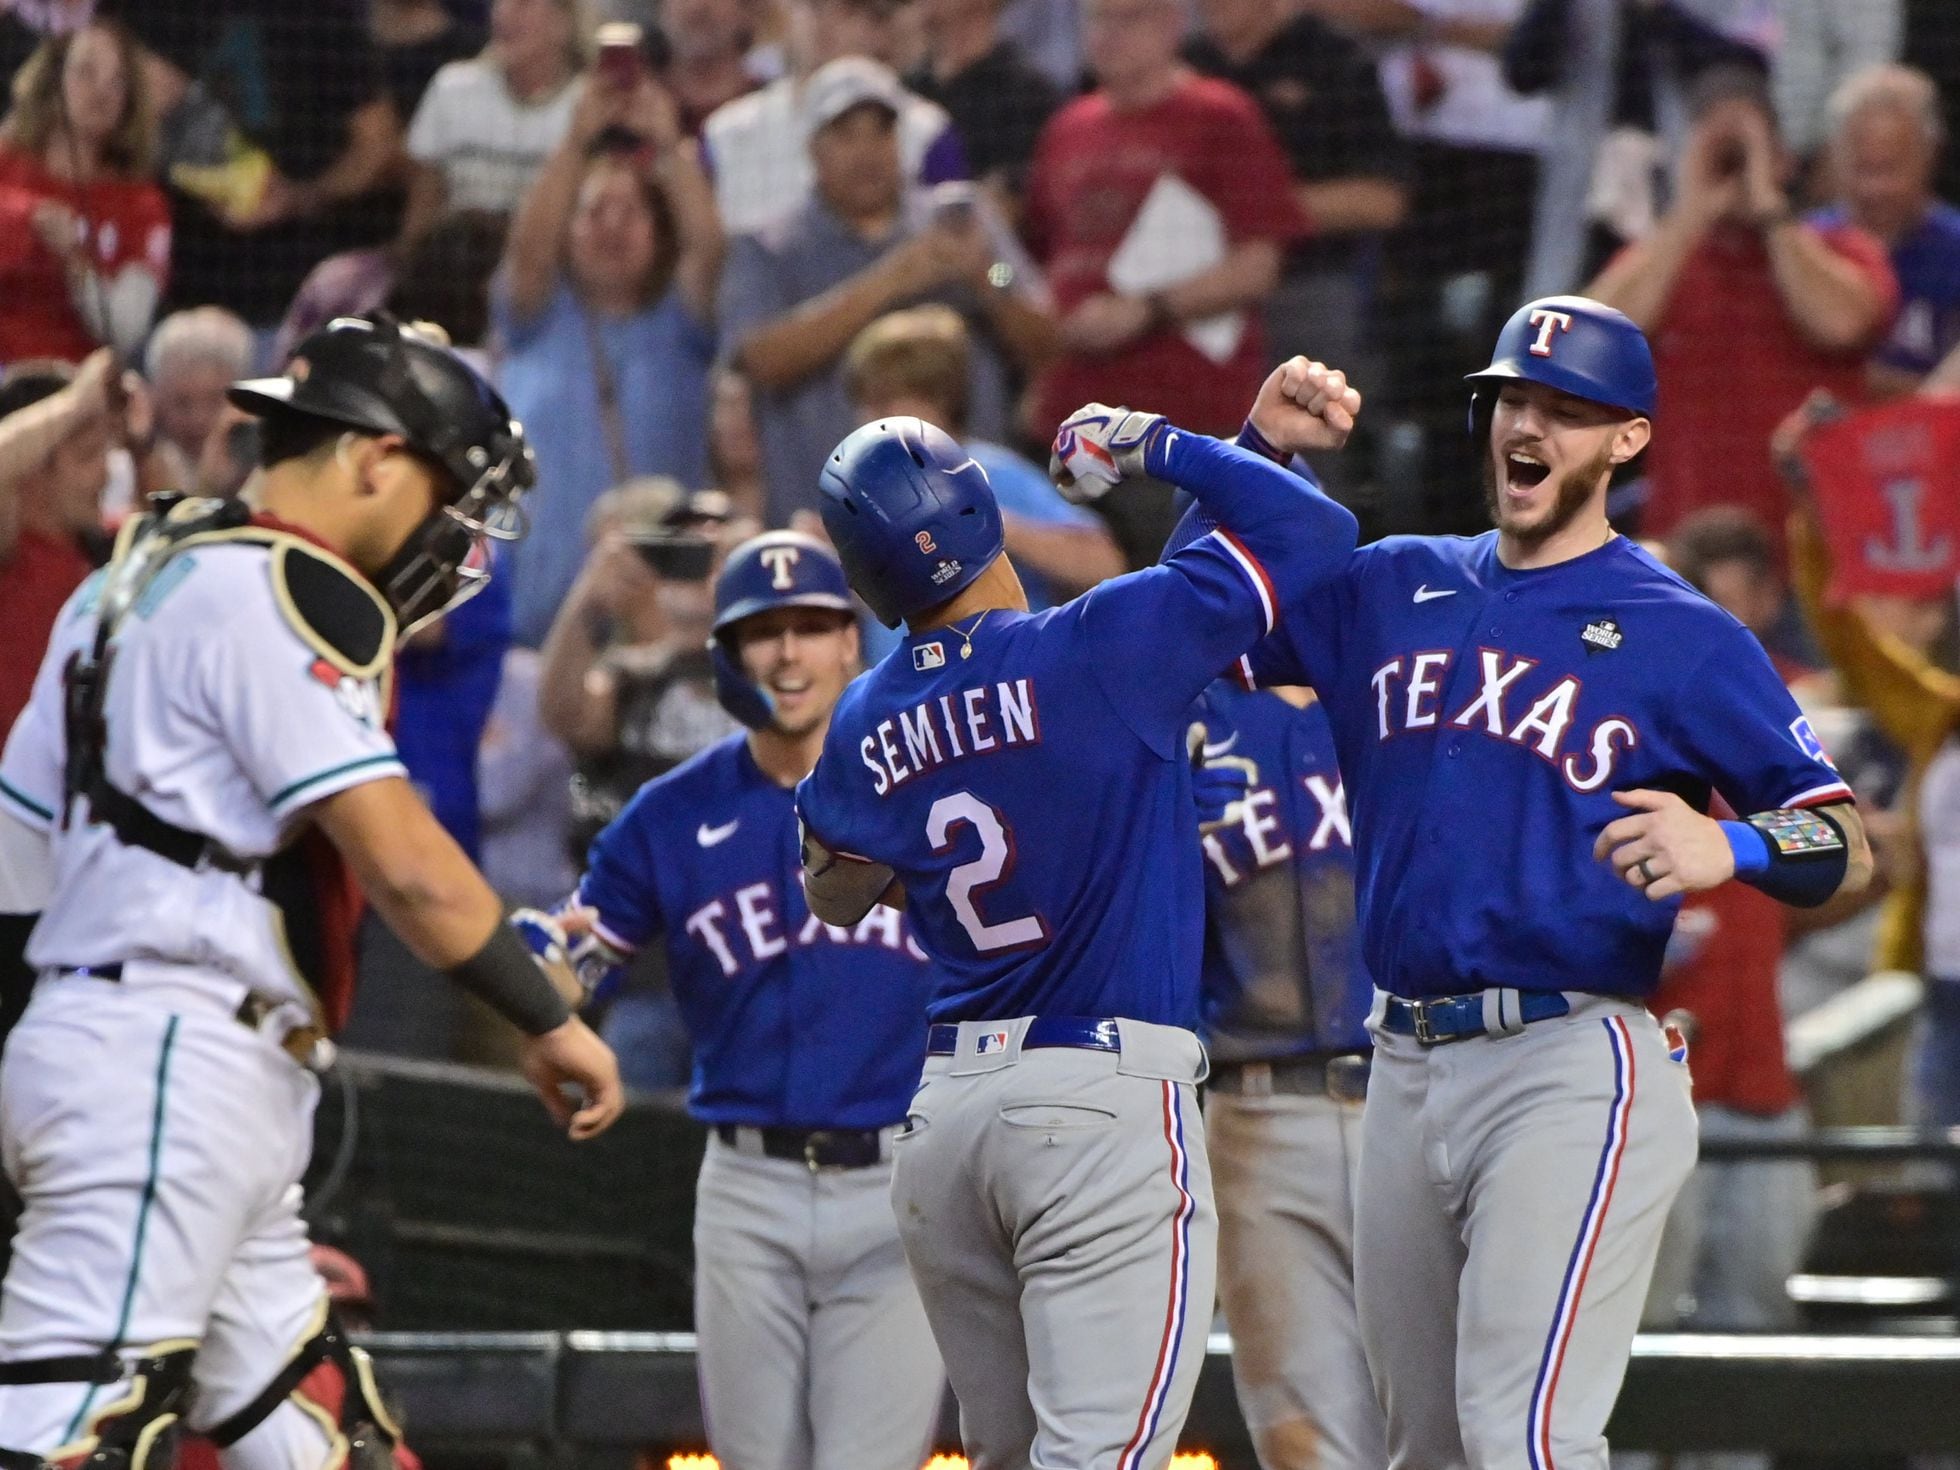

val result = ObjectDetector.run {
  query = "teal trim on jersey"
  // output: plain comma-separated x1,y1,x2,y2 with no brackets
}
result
60,1016,178,1444
133,554,197,619
0,773,52,823
269,752,403,814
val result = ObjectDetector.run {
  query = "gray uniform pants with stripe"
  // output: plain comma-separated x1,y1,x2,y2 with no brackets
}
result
692,1133,944,1470
1355,994,1697,1470
1208,1086,1386,1470
890,1018,1216,1470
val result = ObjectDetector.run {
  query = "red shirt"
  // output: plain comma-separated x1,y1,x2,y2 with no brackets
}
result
1024,74,1306,438
1639,222,1898,550
0,145,170,366
1648,879,1800,1115
0,528,91,735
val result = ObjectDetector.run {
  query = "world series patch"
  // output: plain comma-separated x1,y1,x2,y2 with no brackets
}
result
1748,808,1845,859
1581,617,1623,654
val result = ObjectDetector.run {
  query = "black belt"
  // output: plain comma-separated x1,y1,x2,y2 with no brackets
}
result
714,1124,886,1170
1207,1053,1370,1102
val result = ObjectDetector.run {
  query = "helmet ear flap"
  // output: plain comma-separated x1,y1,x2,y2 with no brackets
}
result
710,635,778,729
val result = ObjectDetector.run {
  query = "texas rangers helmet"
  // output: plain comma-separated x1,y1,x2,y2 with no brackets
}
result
1465,295,1657,433
710,531,857,729
228,315,536,632
817,417,1003,628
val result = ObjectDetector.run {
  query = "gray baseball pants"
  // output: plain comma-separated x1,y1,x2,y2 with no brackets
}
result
889,1018,1216,1470
1207,1080,1386,1470
693,1131,944,1470
1355,992,1697,1470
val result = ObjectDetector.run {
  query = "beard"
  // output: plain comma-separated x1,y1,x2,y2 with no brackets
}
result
1481,439,1616,551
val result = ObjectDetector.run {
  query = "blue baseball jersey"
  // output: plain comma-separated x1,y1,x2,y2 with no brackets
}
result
1243,532,1852,1001
798,431,1359,1029
1195,683,1372,1059
577,732,938,1129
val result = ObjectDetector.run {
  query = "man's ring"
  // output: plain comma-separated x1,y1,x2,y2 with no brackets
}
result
1637,858,1657,886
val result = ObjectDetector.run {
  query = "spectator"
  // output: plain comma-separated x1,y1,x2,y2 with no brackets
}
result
1774,0,1902,163
709,367,768,520
844,304,1123,612
906,0,1061,201
373,0,487,130
399,0,589,255
720,58,1053,526
140,7,406,330
144,306,255,490
999,0,1083,91
701,0,970,236
0,20,169,365
1668,504,1824,687
1588,65,1898,548
495,74,722,645
1022,0,1300,455
1810,64,1960,395
479,647,578,912
0,350,115,733
1186,0,1405,496
665,0,766,136
538,478,740,848
0,0,90,102
1777,394,1960,1124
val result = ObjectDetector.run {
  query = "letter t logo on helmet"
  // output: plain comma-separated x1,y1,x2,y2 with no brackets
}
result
1527,309,1575,357
760,545,801,589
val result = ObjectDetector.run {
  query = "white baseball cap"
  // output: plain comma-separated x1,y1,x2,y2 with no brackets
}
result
802,57,906,136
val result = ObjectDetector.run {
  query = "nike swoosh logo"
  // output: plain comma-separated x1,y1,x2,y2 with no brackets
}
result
697,820,740,847
1201,734,1238,760
1413,586,1457,603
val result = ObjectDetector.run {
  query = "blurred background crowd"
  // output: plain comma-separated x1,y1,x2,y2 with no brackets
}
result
7,0,1960,1352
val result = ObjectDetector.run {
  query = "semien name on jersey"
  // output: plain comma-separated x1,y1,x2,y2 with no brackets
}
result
858,677,1042,796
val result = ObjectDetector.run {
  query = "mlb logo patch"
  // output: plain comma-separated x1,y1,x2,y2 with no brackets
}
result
914,642,946,671
1664,1022,1690,1066
976,1030,1010,1055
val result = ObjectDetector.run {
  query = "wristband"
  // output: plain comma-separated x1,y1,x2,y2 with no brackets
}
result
448,919,574,1036
1235,419,1286,465
1718,820,1771,877
1722,807,1848,909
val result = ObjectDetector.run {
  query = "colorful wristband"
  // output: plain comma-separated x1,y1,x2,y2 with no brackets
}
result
1719,820,1771,877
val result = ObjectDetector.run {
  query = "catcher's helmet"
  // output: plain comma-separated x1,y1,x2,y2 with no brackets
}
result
1465,295,1657,433
817,417,1003,629
228,315,536,633
710,531,857,729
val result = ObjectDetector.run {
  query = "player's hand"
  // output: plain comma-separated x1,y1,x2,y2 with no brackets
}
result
519,1016,626,1141
1592,789,1736,902
1194,754,1259,831
1247,357,1362,456
1049,403,1165,502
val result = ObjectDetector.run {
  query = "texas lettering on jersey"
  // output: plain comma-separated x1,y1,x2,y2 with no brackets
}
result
1203,771,1350,887
1366,648,1637,793
683,876,929,977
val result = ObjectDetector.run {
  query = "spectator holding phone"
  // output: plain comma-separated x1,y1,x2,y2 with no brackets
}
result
721,57,1053,525
399,0,592,255
496,63,723,645
0,20,169,366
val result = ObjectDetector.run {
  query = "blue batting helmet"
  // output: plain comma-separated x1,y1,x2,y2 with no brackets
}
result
817,417,1003,629
709,531,856,729
1465,295,1657,431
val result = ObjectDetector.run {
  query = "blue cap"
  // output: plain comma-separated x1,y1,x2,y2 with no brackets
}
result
817,417,1004,628
1466,295,1657,421
709,531,855,728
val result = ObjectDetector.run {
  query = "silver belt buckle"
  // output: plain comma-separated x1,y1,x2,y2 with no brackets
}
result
1410,1001,1439,1046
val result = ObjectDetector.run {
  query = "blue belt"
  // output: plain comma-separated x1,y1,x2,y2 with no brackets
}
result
1380,990,1570,1046
926,1016,1122,1056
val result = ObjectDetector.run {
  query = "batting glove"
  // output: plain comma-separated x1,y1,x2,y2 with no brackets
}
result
512,903,629,1005
1185,718,1261,832
1050,404,1166,503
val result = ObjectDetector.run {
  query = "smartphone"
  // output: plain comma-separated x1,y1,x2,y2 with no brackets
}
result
595,22,645,89
627,531,717,582
930,181,978,230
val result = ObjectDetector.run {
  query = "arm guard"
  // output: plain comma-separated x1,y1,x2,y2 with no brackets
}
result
1721,807,1850,909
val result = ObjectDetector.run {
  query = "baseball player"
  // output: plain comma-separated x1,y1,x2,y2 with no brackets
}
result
794,358,1364,1470
543,530,947,1470
0,317,623,1470
1230,296,1873,1470
1188,680,1383,1470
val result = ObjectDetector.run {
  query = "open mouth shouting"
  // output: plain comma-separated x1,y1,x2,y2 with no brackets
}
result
1504,446,1551,494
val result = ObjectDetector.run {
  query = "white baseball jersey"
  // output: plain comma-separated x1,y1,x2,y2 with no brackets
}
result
0,535,404,1014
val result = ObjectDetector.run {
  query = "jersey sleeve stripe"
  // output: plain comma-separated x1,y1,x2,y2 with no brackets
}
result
1233,654,1257,691
1212,529,1277,634
0,774,55,826
1782,780,1855,809
589,913,639,956
268,752,407,817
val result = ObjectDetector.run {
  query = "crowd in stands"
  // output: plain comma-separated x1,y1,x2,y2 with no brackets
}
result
10,0,1960,1343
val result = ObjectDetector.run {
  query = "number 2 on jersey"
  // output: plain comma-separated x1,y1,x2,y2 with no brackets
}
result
927,792,1049,953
